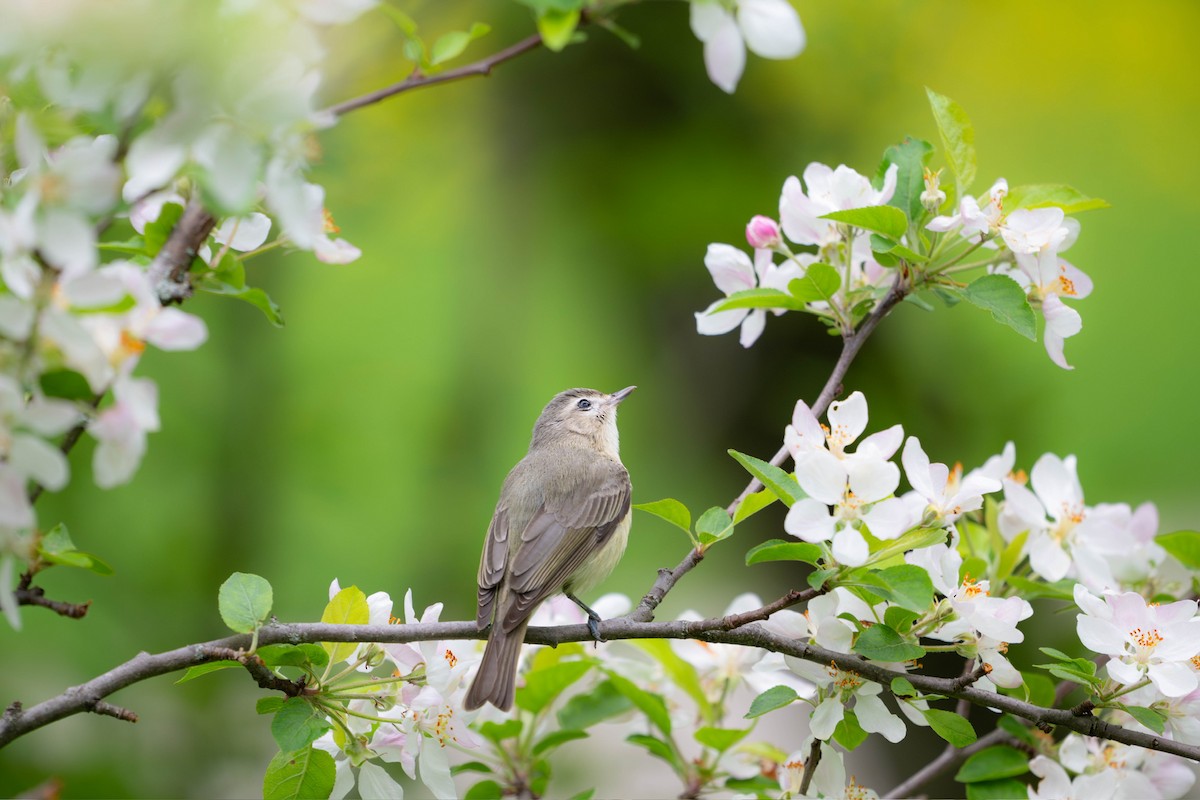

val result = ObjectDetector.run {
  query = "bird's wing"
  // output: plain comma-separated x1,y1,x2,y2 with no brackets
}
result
501,463,631,632
476,506,509,630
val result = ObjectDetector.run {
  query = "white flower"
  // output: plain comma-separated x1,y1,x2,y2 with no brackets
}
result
1008,218,1092,369
689,0,804,94
1074,585,1200,698
786,655,908,744
89,375,160,489
780,162,899,249
1055,735,1195,800
0,376,79,515
778,740,867,799
694,243,805,347
266,160,361,263
901,437,1001,527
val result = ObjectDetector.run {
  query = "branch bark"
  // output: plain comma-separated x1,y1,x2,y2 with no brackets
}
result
323,33,544,117
147,199,216,303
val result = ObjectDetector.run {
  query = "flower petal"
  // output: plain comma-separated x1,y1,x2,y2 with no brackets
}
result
737,0,805,59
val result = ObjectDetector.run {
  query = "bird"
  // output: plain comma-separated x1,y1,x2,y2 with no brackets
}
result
464,386,635,712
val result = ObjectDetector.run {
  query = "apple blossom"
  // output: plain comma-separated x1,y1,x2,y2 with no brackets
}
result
89,375,160,489
1055,734,1195,800
694,243,805,347
780,162,899,249
746,214,782,250
900,437,1001,528
689,0,804,94
1074,585,1200,698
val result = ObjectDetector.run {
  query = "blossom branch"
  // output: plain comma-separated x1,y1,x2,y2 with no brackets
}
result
885,727,1013,799
147,199,217,304
197,646,306,697
323,33,544,117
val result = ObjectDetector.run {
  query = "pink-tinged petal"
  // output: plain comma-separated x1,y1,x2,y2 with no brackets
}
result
0,467,34,527
1148,661,1198,698
1154,598,1199,627
746,215,781,249
10,433,68,491
784,498,836,543
1041,294,1081,370
831,527,868,567
925,213,961,233
1057,216,1081,252
1000,207,1065,254
37,209,96,277
809,696,843,740
1,253,41,300
144,308,208,351
701,11,746,93
62,271,127,309
1030,453,1082,520
779,175,825,245
1028,533,1071,581
122,128,187,202
787,398,826,454
0,554,21,630
854,693,905,742
357,761,404,800
874,162,899,205
1028,756,1072,800
737,0,805,59
314,235,362,264
695,300,748,335
213,213,272,252
794,448,848,504
827,391,868,445
1105,657,1145,688
901,437,935,499
857,423,903,460
91,423,147,489
704,243,757,295
1073,584,1111,620
1057,258,1093,299
739,309,767,348
847,458,899,503
998,479,1047,540
21,397,78,436
689,0,727,40
1077,615,1124,657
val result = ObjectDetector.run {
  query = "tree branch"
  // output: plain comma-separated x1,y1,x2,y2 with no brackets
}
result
885,727,1013,799
13,586,91,619
147,199,216,304
798,736,822,796
323,33,544,118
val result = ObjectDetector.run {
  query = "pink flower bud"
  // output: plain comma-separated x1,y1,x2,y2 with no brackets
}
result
745,215,781,249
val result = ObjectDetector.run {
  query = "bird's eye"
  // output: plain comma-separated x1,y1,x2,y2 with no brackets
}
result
576,398,592,410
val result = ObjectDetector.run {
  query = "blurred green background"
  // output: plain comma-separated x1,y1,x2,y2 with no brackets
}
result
3,0,1199,797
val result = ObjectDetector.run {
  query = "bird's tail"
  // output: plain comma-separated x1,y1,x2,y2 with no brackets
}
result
464,619,529,712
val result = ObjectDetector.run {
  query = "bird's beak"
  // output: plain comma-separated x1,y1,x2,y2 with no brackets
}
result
608,386,637,405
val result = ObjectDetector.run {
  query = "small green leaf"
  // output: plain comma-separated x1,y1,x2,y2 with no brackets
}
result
965,778,1030,800
808,567,838,591
890,677,917,697
1005,575,1075,600
733,487,777,524
869,234,928,263
430,24,491,66
1123,705,1167,734
996,530,1028,582
694,726,750,752
565,790,596,800
452,762,493,776
924,708,978,747
745,539,822,567
631,640,713,723
478,719,523,743
884,606,919,633
197,278,285,327
606,672,672,734
218,572,273,634
38,370,93,401
728,450,806,506
537,8,580,52
626,733,680,767
695,506,735,547
744,685,798,719
257,697,286,715
963,274,1036,341
873,564,936,613
145,202,184,256
175,661,240,684
516,660,593,714
532,729,589,756
634,499,693,538
955,745,1030,783
257,643,329,669
320,585,369,663
833,708,869,751
271,698,332,753
1155,531,1200,569
880,136,935,221
820,206,908,240
788,264,842,304
465,779,505,800
1006,184,1110,214
557,680,633,730
38,524,75,555
262,746,336,800
712,288,797,313
926,88,977,192
871,527,948,564
853,625,924,662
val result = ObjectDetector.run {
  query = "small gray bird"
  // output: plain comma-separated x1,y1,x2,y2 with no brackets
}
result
464,386,635,712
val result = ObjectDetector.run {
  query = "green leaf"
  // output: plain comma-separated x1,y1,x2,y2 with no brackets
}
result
871,526,948,564
744,685,798,719
1005,575,1075,600
39,369,93,401
1155,530,1200,569
890,677,917,697
262,746,336,800
1006,184,1110,214
452,762,493,776
869,234,928,264
788,264,842,304
873,564,936,613
833,708,869,751
320,585,369,663
695,506,735,547
745,539,822,567
513,0,586,12
733,487,777,524
175,661,240,684
634,498,692,536
963,274,1036,341
820,206,908,240
808,567,838,591
218,572,273,634
516,660,593,714
880,136,935,221
430,23,491,66
694,726,750,752
478,719,523,743
630,640,713,723
257,643,329,669
926,88,976,192
853,625,924,662
996,530,1028,583
144,202,184,256
626,733,680,767
955,746,1030,783
565,791,596,800
557,680,633,730
1123,705,1167,734
923,708,978,747
728,450,805,506
884,606,919,633
712,287,797,313
271,698,332,753
965,778,1030,800
197,277,285,327
537,8,580,52
257,697,286,715
38,523,76,554
606,672,671,734
465,780,505,800
532,729,589,756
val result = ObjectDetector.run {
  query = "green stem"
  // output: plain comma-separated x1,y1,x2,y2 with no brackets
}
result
1100,679,1153,704
333,674,416,693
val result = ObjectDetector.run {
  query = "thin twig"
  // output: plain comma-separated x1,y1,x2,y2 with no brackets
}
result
885,727,1012,799
798,736,822,795
323,33,544,117
13,587,90,619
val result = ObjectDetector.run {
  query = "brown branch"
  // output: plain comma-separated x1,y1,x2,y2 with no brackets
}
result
798,736,822,796
14,587,91,619
90,700,137,723
323,33,544,117
197,646,306,697
147,199,216,303
885,727,1013,799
